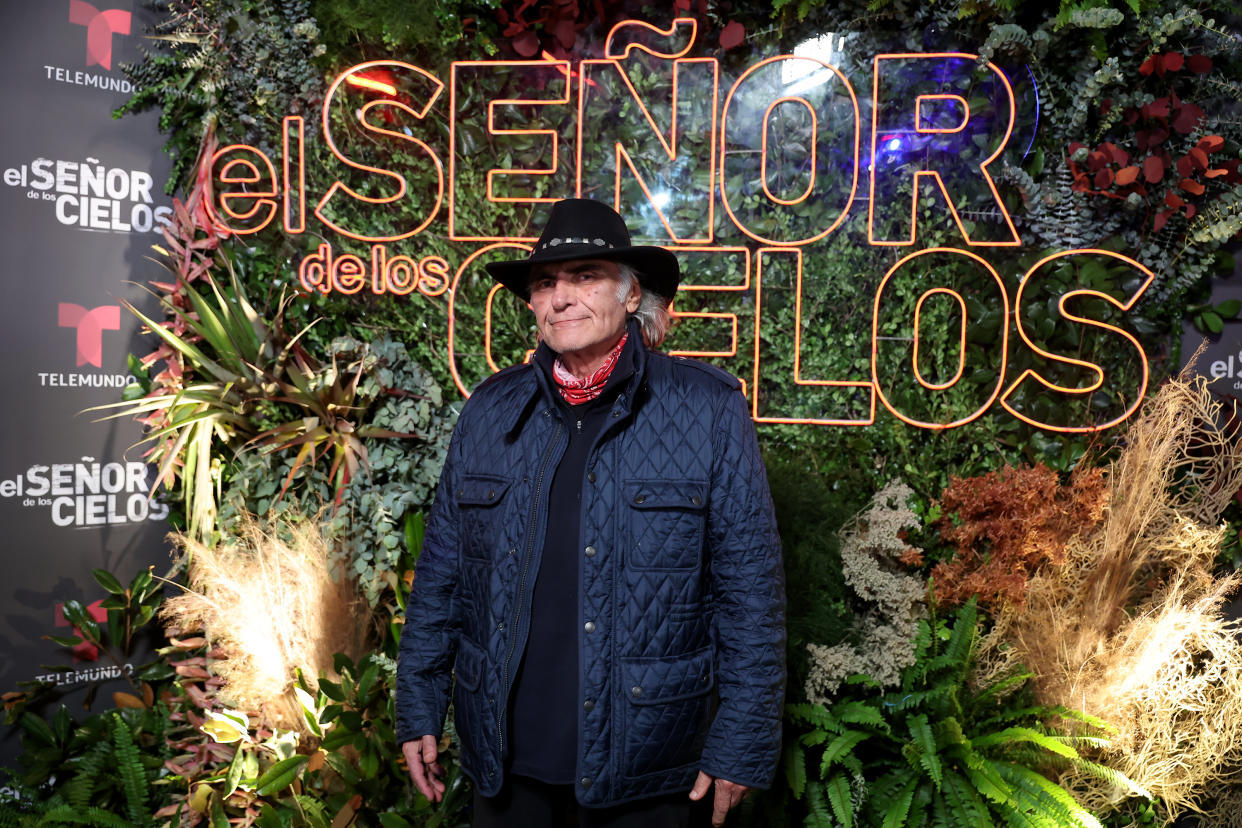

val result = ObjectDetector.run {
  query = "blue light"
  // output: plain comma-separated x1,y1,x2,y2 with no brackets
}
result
887,137,901,151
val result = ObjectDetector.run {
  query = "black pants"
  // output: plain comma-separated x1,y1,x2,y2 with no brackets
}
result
472,774,712,828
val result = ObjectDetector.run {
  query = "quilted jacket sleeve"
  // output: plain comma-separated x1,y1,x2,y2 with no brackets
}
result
395,417,465,745
697,386,786,789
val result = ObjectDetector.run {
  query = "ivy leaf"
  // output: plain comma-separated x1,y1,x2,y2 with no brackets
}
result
1204,311,1224,333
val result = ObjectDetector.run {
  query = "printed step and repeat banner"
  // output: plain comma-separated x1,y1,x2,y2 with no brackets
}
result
0,1,172,762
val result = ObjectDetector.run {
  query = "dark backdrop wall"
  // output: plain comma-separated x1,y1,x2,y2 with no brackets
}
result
0,1,172,764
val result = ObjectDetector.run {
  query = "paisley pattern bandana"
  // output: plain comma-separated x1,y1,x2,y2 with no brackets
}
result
552,332,628,405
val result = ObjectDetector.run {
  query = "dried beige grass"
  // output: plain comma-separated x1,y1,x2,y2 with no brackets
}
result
982,371,1242,822
163,511,368,731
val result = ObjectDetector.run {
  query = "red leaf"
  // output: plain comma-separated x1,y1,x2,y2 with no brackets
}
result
1148,126,1170,146
1067,141,1087,156
1180,177,1206,195
1094,167,1115,188
1165,191,1185,208
1101,142,1129,166
1163,52,1184,72
1187,54,1213,73
1123,108,1140,125
1177,156,1194,178
720,20,745,50
1198,134,1225,153
512,30,540,57
1142,155,1165,183
1205,168,1230,178
1154,209,1171,233
1115,166,1141,186
1147,97,1171,119
1186,203,1197,219
1139,55,1157,76
553,18,576,49
1173,103,1205,134
1087,150,1108,171
1189,147,1209,169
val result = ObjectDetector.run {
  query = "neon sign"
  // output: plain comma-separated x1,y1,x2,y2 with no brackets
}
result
201,18,1154,433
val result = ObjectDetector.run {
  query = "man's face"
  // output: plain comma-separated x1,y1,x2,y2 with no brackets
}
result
528,259,641,370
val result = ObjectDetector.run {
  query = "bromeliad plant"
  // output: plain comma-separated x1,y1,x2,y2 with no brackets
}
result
92,246,431,542
786,599,1146,827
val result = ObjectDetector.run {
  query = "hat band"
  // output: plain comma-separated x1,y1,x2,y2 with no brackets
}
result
537,236,616,252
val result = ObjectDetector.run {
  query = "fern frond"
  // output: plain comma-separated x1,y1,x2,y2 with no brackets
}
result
36,805,130,828
821,730,871,776
880,777,918,828
907,714,942,789
786,741,808,799
111,717,151,828
993,761,1102,828
835,700,886,729
804,779,833,828
973,726,1077,759
64,742,110,812
940,770,995,827
825,773,854,828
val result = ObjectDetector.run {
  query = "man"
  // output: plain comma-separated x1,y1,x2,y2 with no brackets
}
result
397,199,785,827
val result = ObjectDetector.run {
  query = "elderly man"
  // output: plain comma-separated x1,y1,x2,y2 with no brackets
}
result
397,199,785,827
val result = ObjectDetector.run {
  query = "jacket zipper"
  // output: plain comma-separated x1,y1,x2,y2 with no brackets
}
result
497,416,563,757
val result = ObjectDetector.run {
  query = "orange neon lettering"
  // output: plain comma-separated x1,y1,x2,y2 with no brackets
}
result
579,18,717,243
868,53,1019,247
752,248,875,425
447,243,532,397
346,75,398,96
299,243,330,294
871,248,1009,430
332,253,366,295
604,17,697,60
205,145,277,234
383,250,419,296
419,256,450,297
316,61,445,242
282,116,305,234
999,249,1154,433
915,94,969,133
449,61,572,241
912,288,967,390
720,56,859,246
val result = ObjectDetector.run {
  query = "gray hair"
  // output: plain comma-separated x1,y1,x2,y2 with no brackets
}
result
616,263,673,348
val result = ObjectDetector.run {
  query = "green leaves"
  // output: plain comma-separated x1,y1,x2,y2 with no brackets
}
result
255,755,310,796
786,600,1132,827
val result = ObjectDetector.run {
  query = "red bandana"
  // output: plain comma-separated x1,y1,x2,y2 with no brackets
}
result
552,332,628,405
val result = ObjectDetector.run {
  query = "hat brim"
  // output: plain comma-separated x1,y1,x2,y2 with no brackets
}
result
485,244,680,304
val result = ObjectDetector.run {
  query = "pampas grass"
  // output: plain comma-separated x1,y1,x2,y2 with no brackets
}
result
163,511,368,732
981,370,1242,821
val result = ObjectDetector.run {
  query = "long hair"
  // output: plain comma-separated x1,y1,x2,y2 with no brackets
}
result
616,263,673,348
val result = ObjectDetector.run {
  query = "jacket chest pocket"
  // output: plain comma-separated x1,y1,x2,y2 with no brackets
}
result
457,473,514,562
624,479,708,571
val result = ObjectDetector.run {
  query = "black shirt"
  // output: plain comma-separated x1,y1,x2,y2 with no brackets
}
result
507,337,636,783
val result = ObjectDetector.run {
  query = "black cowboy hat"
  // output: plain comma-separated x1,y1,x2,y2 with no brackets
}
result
484,199,680,303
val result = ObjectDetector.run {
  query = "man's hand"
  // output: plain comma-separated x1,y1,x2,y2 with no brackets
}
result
689,771,750,826
402,735,446,803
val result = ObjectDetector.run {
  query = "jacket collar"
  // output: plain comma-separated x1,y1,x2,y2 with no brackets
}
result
500,318,648,437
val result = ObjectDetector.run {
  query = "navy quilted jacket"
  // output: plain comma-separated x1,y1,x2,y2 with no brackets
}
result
396,325,785,806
